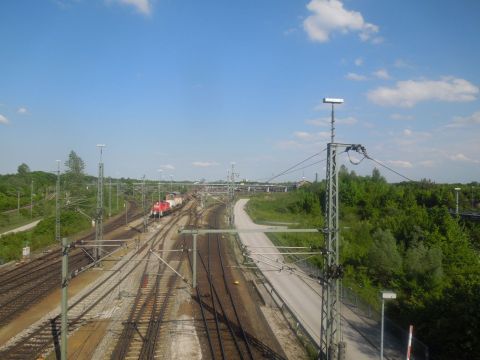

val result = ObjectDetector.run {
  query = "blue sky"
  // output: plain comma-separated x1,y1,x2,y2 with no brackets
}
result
1,0,479,183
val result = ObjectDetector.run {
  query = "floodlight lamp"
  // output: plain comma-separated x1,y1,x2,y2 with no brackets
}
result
454,187,461,191
323,98,344,104
96,144,106,148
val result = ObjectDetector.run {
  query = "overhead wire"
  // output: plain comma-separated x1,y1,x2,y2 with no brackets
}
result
264,148,327,183
281,158,328,176
348,145,415,182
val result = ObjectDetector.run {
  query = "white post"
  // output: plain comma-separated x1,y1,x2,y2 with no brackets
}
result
380,291,396,360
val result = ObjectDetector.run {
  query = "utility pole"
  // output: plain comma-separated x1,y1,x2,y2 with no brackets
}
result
17,190,20,214
320,97,346,360
95,144,105,263
56,160,61,242
61,237,70,360
142,175,147,233
108,177,112,218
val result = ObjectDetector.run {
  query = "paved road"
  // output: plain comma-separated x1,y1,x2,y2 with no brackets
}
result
235,199,402,360
0,219,42,237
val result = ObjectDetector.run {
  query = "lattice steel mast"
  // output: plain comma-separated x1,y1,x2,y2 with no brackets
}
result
320,98,346,360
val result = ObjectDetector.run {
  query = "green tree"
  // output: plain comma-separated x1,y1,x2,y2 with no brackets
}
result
65,151,85,177
367,229,402,285
17,163,30,177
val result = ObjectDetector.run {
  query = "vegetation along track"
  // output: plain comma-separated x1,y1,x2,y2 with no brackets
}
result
191,205,286,360
109,204,197,359
0,201,144,326
0,200,193,360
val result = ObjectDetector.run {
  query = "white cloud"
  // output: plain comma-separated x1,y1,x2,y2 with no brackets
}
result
17,107,28,114
192,161,219,168
448,153,479,164
368,77,479,107
354,57,363,66
373,68,390,80
306,116,357,126
390,113,413,121
160,164,175,170
345,72,367,81
303,0,380,43
114,0,151,15
388,160,413,168
403,129,412,136
447,111,480,128
0,114,8,125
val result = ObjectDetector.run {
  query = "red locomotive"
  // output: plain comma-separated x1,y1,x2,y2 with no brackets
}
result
150,201,171,218
150,192,184,218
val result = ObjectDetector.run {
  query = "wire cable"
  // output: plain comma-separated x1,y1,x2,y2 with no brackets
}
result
355,146,415,182
264,148,327,183
281,158,327,176
366,157,415,182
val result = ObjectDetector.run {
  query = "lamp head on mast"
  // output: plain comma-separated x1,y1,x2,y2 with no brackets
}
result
323,98,344,104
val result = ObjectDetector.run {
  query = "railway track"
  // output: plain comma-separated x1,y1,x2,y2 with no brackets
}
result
0,200,194,360
0,201,147,326
192,206,286,360
108,205,196,359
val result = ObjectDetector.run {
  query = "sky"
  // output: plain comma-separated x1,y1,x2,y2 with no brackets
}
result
1,0,479,183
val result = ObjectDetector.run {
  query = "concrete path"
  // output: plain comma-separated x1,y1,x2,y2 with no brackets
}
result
0,219,42,237
235,199,403,360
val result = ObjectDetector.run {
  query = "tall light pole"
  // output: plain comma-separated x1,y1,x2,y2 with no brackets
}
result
454,187,461,215
380,291,397,360
320,97,345,360
169,175,173,193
